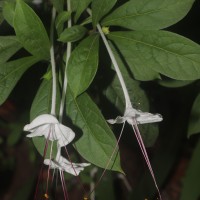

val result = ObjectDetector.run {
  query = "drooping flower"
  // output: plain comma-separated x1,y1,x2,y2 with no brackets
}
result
108,106,163,125
107,106,163,200
24,114,90,199
44,155,90,176
24,114,75,147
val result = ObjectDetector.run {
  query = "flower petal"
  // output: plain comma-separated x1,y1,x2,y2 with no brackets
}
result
44,157,90,176
24,114,58,131
55,124,75,147
135,110,163,124
107,116,126,124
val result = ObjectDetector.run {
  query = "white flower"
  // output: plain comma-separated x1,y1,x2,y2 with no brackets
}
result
44,155,90,176
24,114,75,147
24,114,91,177
107,106,163,125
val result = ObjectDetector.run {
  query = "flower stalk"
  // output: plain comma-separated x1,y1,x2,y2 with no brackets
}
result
87,8,163,200
59,0,72,122
50,7,57,116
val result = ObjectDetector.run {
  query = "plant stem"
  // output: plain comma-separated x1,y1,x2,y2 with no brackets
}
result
50,7,57,116
59,0,72,122
96,24,132,109
86,9,132,110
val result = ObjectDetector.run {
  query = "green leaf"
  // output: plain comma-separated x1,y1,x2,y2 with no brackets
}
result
108,31,200,81
67,34,99,97
0,56,40,105
0,36,22,64
91,0,116,27
30,78,60,156
30,79,52,120
2,1,15,26
102,0,195,30
158,79,194,88
55,11,71,36
180,139,200,200
72,0,92,22
58,25,87,42
188,93,200,137
51,0,64,12
14,0,50,60
0,1,3,23
66,89,122,172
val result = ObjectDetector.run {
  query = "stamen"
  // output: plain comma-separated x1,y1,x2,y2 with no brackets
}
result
45,139,54,196
132,118,162,200
64,146,87,196
60,170,69,200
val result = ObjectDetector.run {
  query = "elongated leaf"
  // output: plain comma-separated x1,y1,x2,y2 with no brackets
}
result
0,36,22,64
58,25,87,42
102,0,195,30
0,56,40,105
188,93,200,137
72,0,92,22
14,0,50,60
2,1,15,26
91,0,116,27
108,31,200,81
180,139,200,200
67,34,99,97
55,11,71,36
30,78,60,156
66,89,122,172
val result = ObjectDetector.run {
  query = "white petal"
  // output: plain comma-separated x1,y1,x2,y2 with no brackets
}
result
23,114,58,131
44,157,90,176
60,156,90,167
107,116,126,124
26,124,51,139
135,110,163,124
55,124,75,147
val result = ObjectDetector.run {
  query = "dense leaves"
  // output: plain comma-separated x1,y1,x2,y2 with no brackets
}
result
55,11,71,36
14,0,50,60
51,0,64,12
1,0,200,198
91,0,116,27
102,0,195,30
108,31,200,80
2,1,15,26
0,36,22,64
0,56,40,105
66,89,122,172
58,25,87,42
67,34,99,97
72,0,92,22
